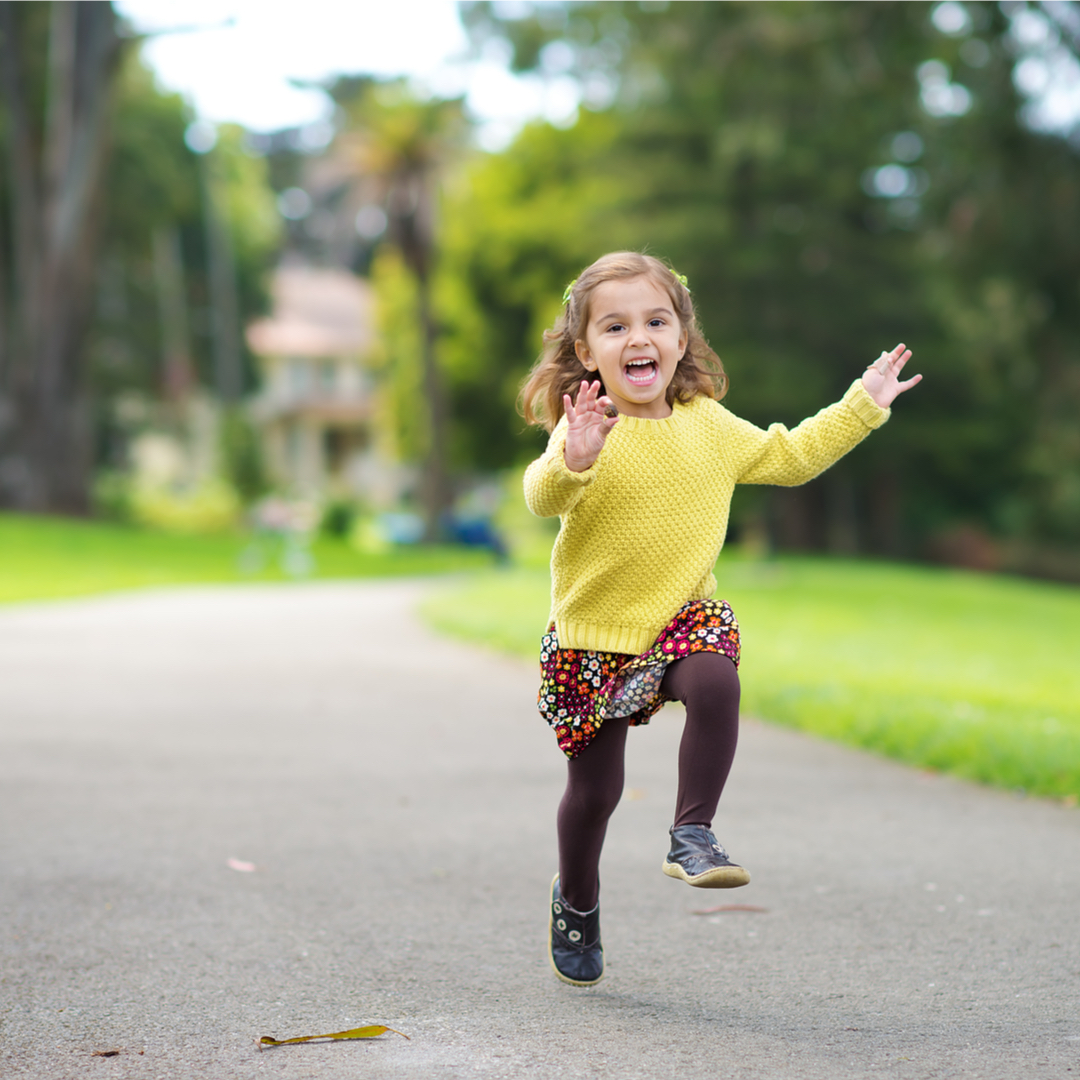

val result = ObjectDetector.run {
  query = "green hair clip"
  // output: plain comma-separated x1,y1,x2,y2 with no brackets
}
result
562,279,577,305
673,270,689,289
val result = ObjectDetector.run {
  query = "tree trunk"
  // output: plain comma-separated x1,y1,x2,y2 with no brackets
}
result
0,1,121,512
152,226,195,405
390,167,451,542
825,468,859,555
197,150,243,404
416,268,450,541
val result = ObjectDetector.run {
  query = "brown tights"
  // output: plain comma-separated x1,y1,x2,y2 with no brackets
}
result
556,651,740,912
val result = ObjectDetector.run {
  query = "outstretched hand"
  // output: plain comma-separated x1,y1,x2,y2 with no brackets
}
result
563,380,619,473
862,343,922,408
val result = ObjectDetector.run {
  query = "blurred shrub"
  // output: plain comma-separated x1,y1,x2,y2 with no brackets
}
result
321,499,358,538
129,478,243,534
219,409,267,503
349,515,392,554
91,471,135,523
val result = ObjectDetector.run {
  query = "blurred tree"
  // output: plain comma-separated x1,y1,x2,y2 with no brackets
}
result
328,77,470,540
90,45,202,452
94,99,279,446
0,4,278,512
368,246,427,466
0,1,122,511
179,123,279,399
435,111,629,470
455,0,1080,565
912,2,1080,550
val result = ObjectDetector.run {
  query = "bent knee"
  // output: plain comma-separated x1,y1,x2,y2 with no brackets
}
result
663,650,739,705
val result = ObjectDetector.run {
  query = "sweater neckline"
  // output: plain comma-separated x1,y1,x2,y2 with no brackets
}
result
613,398,692,433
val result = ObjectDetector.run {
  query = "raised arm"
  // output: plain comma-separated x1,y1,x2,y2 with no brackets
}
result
736,344,920,487
524,381,619,517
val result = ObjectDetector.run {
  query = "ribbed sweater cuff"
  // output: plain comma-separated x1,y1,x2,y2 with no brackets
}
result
842,379,891,429
550,450,599,488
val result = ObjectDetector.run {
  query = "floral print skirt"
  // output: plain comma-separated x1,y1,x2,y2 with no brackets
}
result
538,598,741,759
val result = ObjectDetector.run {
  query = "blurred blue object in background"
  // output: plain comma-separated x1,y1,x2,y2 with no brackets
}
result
380,512,425,545
443,514,508,561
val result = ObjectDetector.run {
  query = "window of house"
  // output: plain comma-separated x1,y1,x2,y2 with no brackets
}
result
289,358,308,395
319,361,337,393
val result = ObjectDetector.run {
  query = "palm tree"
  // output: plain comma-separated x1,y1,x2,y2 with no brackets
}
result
331,78,469,542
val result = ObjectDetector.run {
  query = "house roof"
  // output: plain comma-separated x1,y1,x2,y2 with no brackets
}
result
246,265,374,359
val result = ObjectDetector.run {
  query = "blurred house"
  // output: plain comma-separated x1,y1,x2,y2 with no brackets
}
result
247,265,402,503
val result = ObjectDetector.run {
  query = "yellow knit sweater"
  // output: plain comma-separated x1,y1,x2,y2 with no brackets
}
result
524,379,890,655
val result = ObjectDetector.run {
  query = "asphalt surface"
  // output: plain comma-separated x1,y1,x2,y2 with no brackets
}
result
1,580,1078,1080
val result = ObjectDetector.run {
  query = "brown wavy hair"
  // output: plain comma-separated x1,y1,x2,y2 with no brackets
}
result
519,251,727,431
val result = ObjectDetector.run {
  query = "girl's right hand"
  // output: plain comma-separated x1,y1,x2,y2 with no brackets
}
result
563,380,619,473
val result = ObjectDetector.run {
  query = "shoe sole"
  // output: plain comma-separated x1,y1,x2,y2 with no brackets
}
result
662,860,751,888
549,874,604,987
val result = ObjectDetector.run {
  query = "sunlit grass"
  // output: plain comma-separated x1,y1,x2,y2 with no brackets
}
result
420,556,1080,800
0,512,494,605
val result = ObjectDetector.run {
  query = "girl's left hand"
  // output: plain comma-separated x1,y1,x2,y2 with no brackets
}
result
862,343,922,408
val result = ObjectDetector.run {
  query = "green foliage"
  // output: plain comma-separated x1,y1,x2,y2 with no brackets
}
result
320,498,358,538
325,75,472,536
370,247,427,463
420,554,1080,800
330,75,470,180
106,53,200,248
91,470,134,523
128,477,243,535
1,12,278,490
450,1,1080,558
211,123,281,336
89,55,190,424
218,407,268,502
436,113,629,468
90,53,278,458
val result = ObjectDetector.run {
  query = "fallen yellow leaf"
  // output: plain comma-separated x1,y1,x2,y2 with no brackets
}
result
259,1025,409,1047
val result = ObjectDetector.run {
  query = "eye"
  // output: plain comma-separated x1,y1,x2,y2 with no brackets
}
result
648,318,666,327
605,322,625,333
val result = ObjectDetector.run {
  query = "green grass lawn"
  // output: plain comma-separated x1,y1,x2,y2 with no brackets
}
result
420,556,1080,802
0,512,494,605
8,511,1078,802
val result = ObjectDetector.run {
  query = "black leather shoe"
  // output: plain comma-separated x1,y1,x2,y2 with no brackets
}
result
548,875,604,986
663,824,750,888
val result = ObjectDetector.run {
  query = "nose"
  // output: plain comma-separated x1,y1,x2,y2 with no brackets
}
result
628,323,649,346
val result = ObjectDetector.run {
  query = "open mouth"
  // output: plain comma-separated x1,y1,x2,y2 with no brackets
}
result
624,359,658,385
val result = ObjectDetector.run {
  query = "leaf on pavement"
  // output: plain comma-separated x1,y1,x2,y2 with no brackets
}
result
692,904,769,915
259,1025,409,1048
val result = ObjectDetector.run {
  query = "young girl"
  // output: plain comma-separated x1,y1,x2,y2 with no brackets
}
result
521,251,920,987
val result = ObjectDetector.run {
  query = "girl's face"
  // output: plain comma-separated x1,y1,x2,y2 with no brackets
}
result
574,275,688,420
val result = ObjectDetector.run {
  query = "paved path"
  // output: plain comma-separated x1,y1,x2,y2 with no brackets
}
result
1,581,1078,1080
